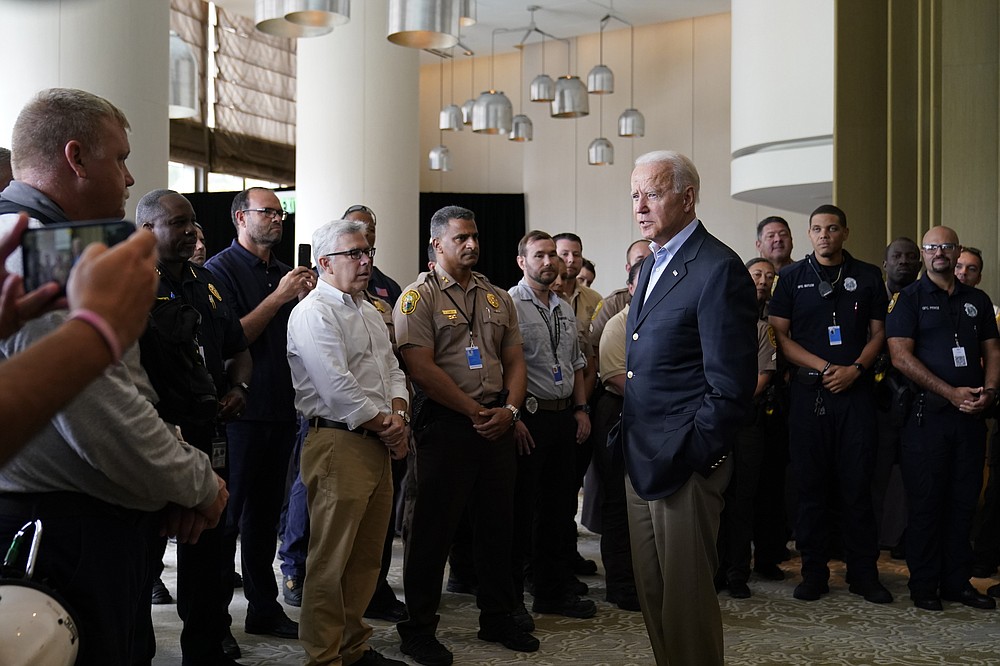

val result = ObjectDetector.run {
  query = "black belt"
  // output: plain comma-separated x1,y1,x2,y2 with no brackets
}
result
311,417,375,438
0,491,146,522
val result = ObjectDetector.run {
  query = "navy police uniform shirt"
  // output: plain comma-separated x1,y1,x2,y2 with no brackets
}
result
885,273,999,388
768,250,888,366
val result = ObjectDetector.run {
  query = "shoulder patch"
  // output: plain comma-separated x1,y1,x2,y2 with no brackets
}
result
767,325,777,349
887,292,899,314
208,283,222,301
400,290,420,315
486,292,501,310
770,274,779,296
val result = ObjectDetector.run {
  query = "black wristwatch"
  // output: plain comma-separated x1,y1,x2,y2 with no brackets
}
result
234,381,250,394
574,404,591,415
852,363,865,374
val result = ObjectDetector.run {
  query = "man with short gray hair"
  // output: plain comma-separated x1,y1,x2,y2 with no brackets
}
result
287,218,409,666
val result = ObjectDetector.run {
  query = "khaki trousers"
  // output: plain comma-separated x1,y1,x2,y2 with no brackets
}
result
626,459,732,666
300,426,393,665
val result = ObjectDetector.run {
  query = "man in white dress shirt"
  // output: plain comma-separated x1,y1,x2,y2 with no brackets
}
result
287,218,410,666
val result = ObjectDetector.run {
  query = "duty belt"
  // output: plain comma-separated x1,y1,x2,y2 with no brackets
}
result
524,395,572,414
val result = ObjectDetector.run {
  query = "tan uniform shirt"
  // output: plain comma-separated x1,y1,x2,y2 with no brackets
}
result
757,319,777,374
394,266,522,403
599,304,629,397
565,282,603,358
591,287,630,356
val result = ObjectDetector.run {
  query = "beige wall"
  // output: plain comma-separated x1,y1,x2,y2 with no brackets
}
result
418,13,805,295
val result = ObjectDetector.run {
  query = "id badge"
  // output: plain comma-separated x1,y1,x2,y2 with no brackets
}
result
828,325,842,346
466,345,483,369
552,365,564,385
953,346,968,368
211,435,227,470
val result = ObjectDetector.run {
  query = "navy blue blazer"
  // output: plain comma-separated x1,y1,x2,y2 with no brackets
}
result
617,221,758,501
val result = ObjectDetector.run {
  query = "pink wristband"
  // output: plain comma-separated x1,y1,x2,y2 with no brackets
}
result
68,309,122,364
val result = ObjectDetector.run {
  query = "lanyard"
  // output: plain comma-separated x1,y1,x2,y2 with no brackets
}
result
533,301,562,365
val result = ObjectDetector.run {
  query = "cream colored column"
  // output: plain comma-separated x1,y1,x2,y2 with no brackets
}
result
296,0,420,286
0,0,169,220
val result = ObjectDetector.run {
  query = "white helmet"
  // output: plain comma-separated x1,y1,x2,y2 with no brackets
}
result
0,579,79,666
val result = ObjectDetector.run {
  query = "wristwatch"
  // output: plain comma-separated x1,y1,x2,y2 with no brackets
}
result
504,403,521,423
394,410,411,425
852,363,865,374
574,404,591,414
234,381,250,394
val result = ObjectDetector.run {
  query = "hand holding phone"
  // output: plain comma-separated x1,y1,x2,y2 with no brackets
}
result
20,219,134,293
0,213,63,338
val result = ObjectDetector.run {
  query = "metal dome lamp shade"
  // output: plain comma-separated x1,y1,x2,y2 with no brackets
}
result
284,0,350,29
387,0,459,50
168,31,198,119
472,31,513,134
588,93,613,165
439,55,463,131
461,54,476,125
618,24,644,137
530,32,555,102
551,39,588,118
429,143,451,171
509,45,532,142
256,0,334,37
459,0,476,27
586,16,613,94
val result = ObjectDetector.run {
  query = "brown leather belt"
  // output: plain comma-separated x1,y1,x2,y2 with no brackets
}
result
311,417,374,438
526,395,573,413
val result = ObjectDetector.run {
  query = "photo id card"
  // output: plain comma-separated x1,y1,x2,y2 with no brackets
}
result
466,345,483,370
828,325,842,346
953,346,968,368
552,364,564,385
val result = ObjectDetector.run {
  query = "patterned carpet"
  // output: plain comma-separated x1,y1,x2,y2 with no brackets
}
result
151,534,1000,665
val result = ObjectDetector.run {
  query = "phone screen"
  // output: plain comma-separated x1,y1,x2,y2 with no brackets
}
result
21,219,134,293
298,243,312,268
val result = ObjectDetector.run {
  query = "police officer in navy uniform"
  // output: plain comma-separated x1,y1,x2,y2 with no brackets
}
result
768,204,892,604
886,226,1000,611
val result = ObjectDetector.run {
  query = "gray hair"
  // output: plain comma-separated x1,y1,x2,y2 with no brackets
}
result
312,219,367,262
430,205,475,240
634,150,700,203
12,88,130,176
135,188,177,227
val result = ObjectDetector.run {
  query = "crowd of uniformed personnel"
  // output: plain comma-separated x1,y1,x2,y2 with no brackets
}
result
5,87,1000,666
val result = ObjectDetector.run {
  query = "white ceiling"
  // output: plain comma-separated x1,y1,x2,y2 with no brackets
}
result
215,0,731,58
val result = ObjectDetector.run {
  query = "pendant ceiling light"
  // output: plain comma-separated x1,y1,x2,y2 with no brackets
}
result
284,0,350,29
428,143,451,171
618,23,644,137
387,0,459,50
528,11,555,102
472,31,513,134
168,31,198,119
439,53,463,131
509,40,532,142
551,39,588,118
255,0,334,36
587,16,614,94
588,94,613,165
459,0,476,27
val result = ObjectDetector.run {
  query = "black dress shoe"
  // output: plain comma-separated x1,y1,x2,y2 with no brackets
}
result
607,588,641,611
365,598,409,623
245,611,299,639
728,580,752,599
941,587,997,610
848,580,893,604
221,628,241,659
353,648,407,666
511,603,535,632
573,553,599,576
971,563,997,578
793,579,829,601
987,583,1000,598
283,575,303,607
400,635,453,666
151,578,173,605
233,571,243,588
477,626,540,652
753,563,785,581
445,576,477,595
532,593,597,618
912,596,943,611
569,576,589,596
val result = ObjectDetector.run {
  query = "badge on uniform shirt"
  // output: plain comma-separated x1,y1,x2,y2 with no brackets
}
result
486,292,501,310
965,303,978,317
553,365,564,385
954,346,968,367
400,290,420,315
466,344,483,369
441,308,458,320
372,299,387,313
844,277,857,292
888,292,899,314
525,396,538,414
828,325,842,346
208,283,223,301
767,325,777,349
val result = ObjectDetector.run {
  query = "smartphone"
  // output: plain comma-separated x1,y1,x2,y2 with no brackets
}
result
298,243,312,268
21,219,134,293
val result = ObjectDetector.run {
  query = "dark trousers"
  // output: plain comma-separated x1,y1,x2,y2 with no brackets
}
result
752,408,791,567
279,415,310,580
224,419,296,620
972,423,1000,568
512,407,579,602
0,493,156,666
718,413,767,584
590,390,636,597
901,407,986,596
788,385,880,583
398,410,516,639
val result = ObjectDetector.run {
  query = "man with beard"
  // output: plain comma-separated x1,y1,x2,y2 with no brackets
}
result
768,204,891,604
756,216,795,273
887,226,999,610
508,230,594,622
137,189,252,665
394,206,536,665
205,187,316,646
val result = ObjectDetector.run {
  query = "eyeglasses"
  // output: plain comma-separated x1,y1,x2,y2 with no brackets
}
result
921,243,958,253
324,247,376,261
242,207,288,221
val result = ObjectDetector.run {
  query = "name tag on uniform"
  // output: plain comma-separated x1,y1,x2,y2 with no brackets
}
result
828,325,842,346
552,365,563,385
953,346,968,368
466,345,483,370
211,434,227,470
